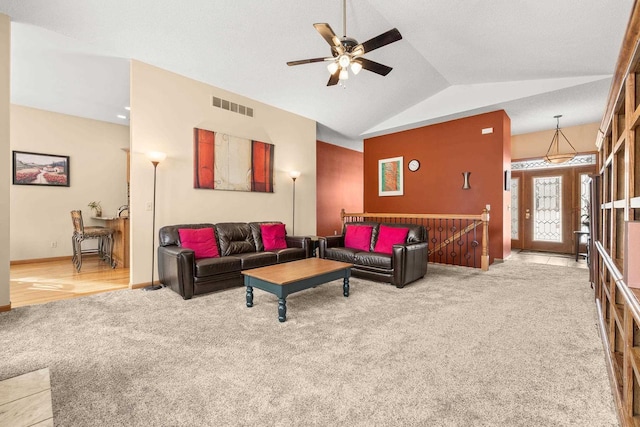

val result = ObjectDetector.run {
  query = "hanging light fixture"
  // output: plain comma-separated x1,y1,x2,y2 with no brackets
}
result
544,115,577,164
350,60,362,75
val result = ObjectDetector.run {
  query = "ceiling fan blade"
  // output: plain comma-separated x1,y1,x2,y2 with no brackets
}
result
355,58,393,76
314,23,342,49
327,71,340,86
287,57,329,66
353,28,402,55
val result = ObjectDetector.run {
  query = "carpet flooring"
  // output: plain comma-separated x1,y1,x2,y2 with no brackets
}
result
0,261,617,426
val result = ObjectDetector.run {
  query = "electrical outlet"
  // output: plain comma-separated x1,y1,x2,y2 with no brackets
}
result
50,241,57,248
145,201,153,211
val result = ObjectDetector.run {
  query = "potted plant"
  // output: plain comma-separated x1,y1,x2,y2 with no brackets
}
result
581,213,590,227
88,201,102,217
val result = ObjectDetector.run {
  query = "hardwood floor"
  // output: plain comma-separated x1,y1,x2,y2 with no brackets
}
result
10,256,129,308
0,368,53,426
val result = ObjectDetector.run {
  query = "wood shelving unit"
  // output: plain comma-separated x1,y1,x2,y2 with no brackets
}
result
593,2,640,426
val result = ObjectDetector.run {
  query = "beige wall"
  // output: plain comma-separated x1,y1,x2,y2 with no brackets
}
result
0,14,10,308
512,122,599,160
129,61,317,286
10,105,129,260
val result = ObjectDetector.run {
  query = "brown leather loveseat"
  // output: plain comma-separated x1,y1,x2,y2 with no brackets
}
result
158,221,311,299
319,221,428,288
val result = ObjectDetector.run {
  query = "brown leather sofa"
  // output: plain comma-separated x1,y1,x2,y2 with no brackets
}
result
319,221,428,288
158,221,311,299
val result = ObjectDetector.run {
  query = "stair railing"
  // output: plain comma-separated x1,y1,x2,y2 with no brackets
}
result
340,208,490,270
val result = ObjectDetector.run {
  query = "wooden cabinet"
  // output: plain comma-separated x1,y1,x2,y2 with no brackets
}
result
94,217,129,268
109,218,129,268
593,2,640,425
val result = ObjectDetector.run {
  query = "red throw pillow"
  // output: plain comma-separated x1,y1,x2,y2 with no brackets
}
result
374,225,410,254
261,223,287,250
178,228,220,259
344,225,373,252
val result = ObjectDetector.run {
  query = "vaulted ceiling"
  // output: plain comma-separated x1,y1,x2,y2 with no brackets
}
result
0,0,634,150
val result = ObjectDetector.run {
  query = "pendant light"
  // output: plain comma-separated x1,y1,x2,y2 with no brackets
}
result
544,115,577,164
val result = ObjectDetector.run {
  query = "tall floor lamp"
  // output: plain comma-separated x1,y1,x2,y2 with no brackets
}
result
144,151,167,292
289,170,301,235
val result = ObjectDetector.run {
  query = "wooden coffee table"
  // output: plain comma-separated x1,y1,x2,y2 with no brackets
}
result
242,258,352,322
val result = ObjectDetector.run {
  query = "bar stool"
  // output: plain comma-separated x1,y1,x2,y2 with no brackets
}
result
70,210,115,272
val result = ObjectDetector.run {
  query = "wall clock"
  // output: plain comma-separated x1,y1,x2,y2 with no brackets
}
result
408,159,420,172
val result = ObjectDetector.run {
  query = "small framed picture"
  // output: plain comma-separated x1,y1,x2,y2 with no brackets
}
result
378,156,403,196
13,151,70,187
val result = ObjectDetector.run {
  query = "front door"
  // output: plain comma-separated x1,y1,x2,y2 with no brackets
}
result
523,168,573,253
511,163,595,254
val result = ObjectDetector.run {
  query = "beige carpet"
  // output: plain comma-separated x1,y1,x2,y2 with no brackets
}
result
0,261,617,426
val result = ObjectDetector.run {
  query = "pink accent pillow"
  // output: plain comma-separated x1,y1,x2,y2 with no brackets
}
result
374,225,410,254
344,225,373,252
261,223,287,251
178,228,220,259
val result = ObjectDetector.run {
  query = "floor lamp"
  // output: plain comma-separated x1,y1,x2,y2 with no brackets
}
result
144,151,167,292
289,171,300,235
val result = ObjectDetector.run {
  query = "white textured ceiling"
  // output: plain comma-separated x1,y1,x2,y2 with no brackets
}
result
0,0,634,150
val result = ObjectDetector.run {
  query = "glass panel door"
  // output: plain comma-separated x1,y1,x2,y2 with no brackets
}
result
533,176,562,242
523,169,573,253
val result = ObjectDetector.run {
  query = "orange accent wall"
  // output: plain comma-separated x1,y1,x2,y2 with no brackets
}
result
363,110,511,262
316,140,363,236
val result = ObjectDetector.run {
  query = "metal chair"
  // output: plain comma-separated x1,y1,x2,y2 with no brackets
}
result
70,210,115,272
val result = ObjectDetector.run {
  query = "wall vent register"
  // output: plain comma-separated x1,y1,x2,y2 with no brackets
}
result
212,96,254,117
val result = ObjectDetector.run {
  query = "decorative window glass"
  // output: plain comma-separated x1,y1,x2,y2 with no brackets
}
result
533,176,562,242
511,154,596,171
510,177,519,240
580,174,591,238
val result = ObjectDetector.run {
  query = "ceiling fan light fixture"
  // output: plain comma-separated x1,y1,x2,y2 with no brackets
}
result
338,54,350,68
286,0,403,87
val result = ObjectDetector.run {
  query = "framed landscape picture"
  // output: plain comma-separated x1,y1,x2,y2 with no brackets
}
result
378,156,403,196
12,151,70,187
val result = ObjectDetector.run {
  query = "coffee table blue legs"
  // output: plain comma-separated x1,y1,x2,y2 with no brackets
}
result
246,286,253,307
278,298,287,322
244,267,351,322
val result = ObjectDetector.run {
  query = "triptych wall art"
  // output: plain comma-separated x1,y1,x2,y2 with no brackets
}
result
193,128,274,192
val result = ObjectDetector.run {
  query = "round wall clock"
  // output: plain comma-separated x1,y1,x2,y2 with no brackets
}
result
408,159,420,172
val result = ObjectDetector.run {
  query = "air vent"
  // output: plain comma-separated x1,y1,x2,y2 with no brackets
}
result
212,96,254,118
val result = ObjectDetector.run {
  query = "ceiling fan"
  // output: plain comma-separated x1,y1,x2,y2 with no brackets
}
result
286,0,402,86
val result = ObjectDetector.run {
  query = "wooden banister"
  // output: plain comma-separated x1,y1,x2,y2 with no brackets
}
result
339,208,490,271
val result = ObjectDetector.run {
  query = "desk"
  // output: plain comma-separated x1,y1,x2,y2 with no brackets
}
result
574,230,589,262
92,217,129,268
